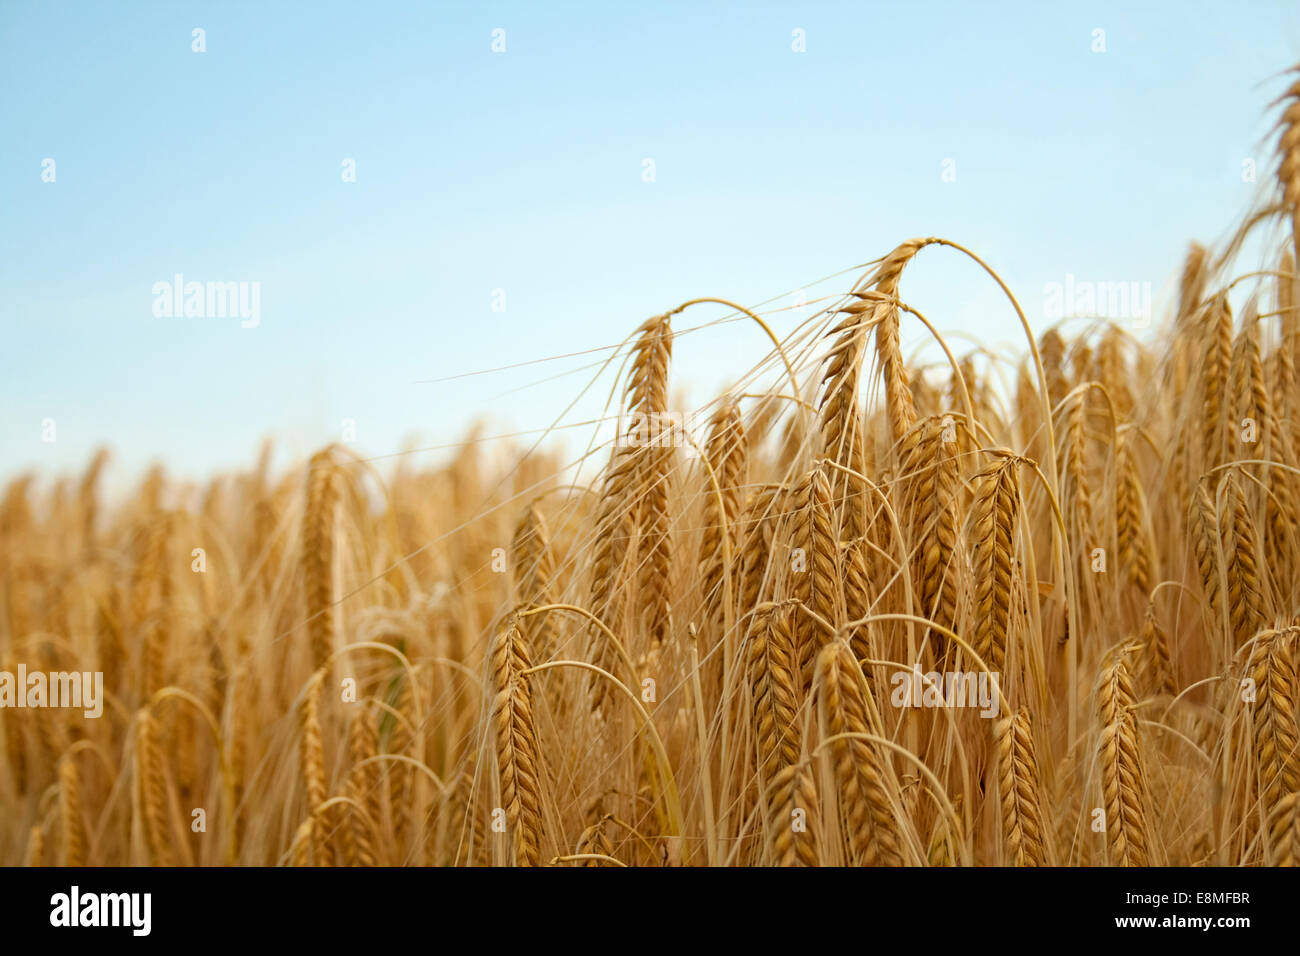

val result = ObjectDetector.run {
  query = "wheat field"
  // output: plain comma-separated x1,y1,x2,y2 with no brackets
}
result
5,74,1300,869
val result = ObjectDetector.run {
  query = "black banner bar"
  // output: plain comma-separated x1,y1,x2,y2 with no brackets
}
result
0,866,1279,943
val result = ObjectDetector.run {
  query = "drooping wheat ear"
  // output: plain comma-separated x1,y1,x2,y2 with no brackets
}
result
490,615,543,866
1231,309,1273,453
59,753,85,866
1201,294,1233,468
1039,329,1069,413
971,458,1019,677
872,241,926,449
136,707,174,866
303,447,339,674
298,669,332,866
627,314,674,648
1096,642,1150,866
818,310,869,538
787,466,841,690
626,312,673,422
1252,628,1300,811
697,401,746,627
1115,433,1155,598
833,242,929,455
767,763,820,867
1276,69,1300,262
995,708,1048,866
1270,791,1300,866
815,640,903,866
348,701,380,867
1190,481,1223,628
586,320,671,703
1221,472,1270,648
878,314,917,455
1140,603,1176,697
587,445,638,713
901,416,960,648
841,538,874,665
511,503,558,662
26,824,44,867
748,603,801,784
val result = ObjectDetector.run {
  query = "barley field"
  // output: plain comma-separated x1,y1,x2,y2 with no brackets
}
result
5,71,1300,869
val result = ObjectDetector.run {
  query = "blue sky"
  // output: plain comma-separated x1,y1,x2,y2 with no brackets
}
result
3,1,1299,491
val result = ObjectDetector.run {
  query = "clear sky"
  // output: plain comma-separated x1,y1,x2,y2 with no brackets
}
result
3,1,1299,493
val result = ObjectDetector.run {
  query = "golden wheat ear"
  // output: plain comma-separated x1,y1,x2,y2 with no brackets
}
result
1096,643,1151,867
490,615,543,866
297,670,332,866
970,457,1020,677
814,640,904,866
303,447,340,675
136,707,174,867
995,708,1048,867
